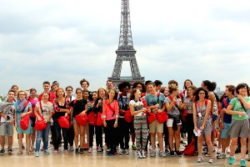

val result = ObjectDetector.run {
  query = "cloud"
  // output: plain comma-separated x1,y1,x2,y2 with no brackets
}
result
0,0,250,95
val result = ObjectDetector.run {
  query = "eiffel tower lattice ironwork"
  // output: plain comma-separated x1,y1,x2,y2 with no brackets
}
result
108,0,144,86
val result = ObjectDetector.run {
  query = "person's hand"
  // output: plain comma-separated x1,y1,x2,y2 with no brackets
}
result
220,122,224,129
21,113,26,117
9,120,15,125
155,104,159,108
120,109,125,113
238,111,246,116
103,121,107,127
114,121,118,128
200,125,205,130
237,95,244,101
182,103,187,109
37,116,42,121
157,110,163,113
1,114,7,120
194,127,199,132
80,111,86,115
142,108,147,113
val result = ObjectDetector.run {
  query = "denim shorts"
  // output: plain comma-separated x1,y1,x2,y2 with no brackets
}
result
220,122,231,139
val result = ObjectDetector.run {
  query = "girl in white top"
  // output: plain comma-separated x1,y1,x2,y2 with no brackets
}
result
129,89,148,159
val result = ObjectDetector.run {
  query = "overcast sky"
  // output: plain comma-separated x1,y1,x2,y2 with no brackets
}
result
0,0,250,94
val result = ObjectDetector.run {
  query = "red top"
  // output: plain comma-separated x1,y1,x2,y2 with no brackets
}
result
38,91,56,103
102,99,119,121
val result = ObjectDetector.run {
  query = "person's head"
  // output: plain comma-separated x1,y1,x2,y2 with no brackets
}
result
163,87,169,97
52,81,59,91
41,92,49,101
187,85,196,97
10,84,19,96
236,83,250,96
202,80,216,92
91,91,98,101
106,80,114,90
145,80,152,87
154,80,163,91
7,90,15,102
225,85,235,97
194,87,209,101
160,86,166,94
80,79,90,90
118,82,130,95
75,88,83,99
146,82,156,94
43,81,51,92
98,88,107,99
107,89,118,100
65,86,73,96
168,80,179,88
56,88,65,98
17,90,27,100
183,79,193,89
83,90,89,100
168,84,179,97
130,89,141,100
132,81,146,93
29,88,37,98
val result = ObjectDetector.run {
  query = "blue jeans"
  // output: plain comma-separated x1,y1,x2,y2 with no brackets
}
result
35,123,50,152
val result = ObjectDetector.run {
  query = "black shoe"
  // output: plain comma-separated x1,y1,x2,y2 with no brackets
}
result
176,151,183,156
0,149,5,155
235,147,241,154
107,150,115,156
169,151,175,156
165,148,170,154
75,148,79,154
8,149,12,155
79,148,84,154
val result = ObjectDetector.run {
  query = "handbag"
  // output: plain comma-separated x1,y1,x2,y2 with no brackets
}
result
20,114,30,130
58,116,70,128
156,111,168,123
88,112,96,125
95,112,103,126
147,112,156,124
75,114,88,126
124,110,133,123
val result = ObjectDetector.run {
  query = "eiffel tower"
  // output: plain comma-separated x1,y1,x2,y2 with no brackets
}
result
108,0,144,86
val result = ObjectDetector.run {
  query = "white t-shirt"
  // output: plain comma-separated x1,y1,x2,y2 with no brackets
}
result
129,100,145,117
0,102,15,123
36,101,54,121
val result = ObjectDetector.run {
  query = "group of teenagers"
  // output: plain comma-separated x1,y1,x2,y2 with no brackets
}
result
0,79,250,167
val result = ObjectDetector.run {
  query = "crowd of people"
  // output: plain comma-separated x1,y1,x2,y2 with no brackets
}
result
0,79,250,167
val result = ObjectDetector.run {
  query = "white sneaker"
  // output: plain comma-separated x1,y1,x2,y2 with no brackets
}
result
125,149,129,155
141,150,146,158
69,146,74,152
247,154,250,161
150,149,156,157
208,158,213,163
44,150,50,155
35,152,39,157
118,149,124,155
88,148,92,153
197,156,204,163
136,151,142,159
159,151,167,157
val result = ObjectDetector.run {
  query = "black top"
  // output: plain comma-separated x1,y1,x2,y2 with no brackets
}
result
53,101,69,120
93,98,103,114
69,99,87,117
